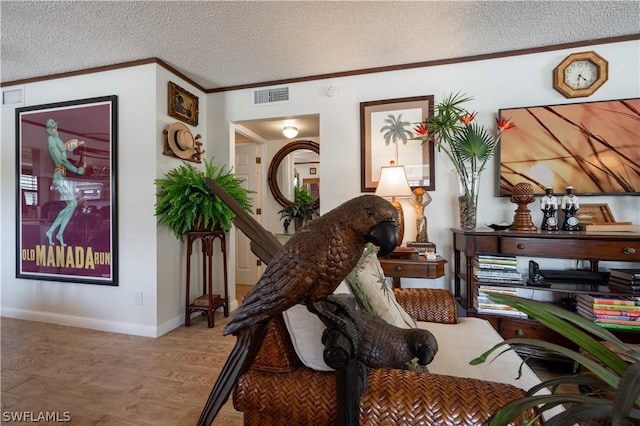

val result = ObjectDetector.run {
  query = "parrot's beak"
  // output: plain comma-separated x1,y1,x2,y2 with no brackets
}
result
417,343,436,365
367,220,398,257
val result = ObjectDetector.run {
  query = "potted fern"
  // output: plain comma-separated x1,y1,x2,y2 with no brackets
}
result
471,293,640,425
154,157,253,239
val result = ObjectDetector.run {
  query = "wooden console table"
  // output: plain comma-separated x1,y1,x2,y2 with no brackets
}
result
379,254,447,288
184,230,229,328
451,228,640,344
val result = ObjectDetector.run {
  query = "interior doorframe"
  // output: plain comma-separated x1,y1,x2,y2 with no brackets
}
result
231,123,268,289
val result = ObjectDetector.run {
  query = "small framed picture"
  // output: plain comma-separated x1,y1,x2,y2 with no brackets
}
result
310,167,317,175
576,203,615,224
168,82,199,126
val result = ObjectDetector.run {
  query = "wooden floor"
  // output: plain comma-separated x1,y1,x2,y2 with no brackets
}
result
1,313,242,425
2,283,571,425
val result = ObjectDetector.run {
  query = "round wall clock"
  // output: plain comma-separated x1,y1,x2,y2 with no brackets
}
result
553,51,608,98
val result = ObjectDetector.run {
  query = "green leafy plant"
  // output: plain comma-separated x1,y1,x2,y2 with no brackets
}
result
411,92,516,228
278,185,318,232
471,293,640,426
412,92,515,177
154,157,253,239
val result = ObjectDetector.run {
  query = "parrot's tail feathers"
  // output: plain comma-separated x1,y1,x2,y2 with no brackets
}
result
197,325,267,426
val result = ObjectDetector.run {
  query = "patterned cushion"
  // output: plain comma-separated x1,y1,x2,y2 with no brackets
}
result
346,244,416,328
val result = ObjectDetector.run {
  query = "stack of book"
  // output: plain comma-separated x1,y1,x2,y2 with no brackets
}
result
608,268,640,293
475,285,527,318
576,294,640,331
474,254,523,285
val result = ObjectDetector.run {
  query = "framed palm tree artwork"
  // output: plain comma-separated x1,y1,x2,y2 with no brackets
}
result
360,95,435,192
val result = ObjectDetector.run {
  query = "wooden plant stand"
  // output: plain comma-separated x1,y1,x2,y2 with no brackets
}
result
184,230,229,328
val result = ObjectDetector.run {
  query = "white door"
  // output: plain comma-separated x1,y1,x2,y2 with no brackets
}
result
235,143,262,285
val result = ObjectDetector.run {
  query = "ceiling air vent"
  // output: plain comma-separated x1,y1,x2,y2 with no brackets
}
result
252,86,289,106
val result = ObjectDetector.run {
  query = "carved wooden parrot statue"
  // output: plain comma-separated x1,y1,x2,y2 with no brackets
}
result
197,194,399,426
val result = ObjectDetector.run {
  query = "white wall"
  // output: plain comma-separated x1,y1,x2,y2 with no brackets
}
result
1,64,218,337
208,39,640,290
1,40,638,337
2,65,158,335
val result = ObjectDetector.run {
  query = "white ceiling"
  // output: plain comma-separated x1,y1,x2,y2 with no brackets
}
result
2,1,639,91
2,1,639,141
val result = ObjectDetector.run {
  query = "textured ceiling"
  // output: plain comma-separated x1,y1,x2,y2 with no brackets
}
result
2,1,639,91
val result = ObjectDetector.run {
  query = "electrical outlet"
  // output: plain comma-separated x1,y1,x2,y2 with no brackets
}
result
135,292,143,306
35,281,42,295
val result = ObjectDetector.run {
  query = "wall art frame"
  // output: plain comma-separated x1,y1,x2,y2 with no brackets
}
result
576,203,615,225
15,95,118,286
497,98,640,196
360,95,435,192
168,81,199,126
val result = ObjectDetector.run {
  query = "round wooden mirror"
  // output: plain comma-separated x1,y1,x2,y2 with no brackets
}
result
268,140,320,209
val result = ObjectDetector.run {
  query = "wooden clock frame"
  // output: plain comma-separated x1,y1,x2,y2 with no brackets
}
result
553,51,608,98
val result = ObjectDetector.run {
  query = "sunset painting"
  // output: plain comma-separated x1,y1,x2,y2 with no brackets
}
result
498,98,640,196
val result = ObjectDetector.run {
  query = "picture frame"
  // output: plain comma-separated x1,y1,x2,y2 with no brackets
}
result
168,81,199,126
309,167,317,175
16,96,118,285
576,203,615,225
497,98,640,196
360,95,435,192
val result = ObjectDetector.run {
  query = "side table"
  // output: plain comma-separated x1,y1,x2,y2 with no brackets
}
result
379,254,447,288
184,230,229,328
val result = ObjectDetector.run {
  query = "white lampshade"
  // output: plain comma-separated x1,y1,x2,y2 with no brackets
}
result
375,165,413,198
282,126,299,139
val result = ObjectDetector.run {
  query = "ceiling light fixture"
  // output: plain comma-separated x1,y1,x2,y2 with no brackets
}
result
282,126,299,139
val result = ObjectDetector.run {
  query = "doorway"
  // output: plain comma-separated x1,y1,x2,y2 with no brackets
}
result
232,115,320,294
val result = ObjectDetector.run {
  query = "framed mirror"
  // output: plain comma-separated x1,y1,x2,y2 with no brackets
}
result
268,140,320,209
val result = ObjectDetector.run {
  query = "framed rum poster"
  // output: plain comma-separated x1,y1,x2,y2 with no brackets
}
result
15,96,118,285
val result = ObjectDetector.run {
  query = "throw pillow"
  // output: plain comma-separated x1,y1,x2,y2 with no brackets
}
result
346,244,416,329
282,246,418,371
282,280,352,371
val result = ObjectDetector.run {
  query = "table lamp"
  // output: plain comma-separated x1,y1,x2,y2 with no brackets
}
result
375,162,413,244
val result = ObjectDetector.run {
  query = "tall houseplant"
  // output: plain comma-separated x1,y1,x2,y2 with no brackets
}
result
154,157,253,239
412,93,515,229
471,293,640,425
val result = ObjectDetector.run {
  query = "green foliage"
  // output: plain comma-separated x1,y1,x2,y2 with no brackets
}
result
294,185,315,205
154,157,253,239
278,185,318,232
451,122,499,170
470,293,640,425
427,92,473,148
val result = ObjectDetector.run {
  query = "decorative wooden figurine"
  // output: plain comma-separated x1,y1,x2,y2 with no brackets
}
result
510,182,537,231
561,186,580,231
540,187,559,231
407,187,437,254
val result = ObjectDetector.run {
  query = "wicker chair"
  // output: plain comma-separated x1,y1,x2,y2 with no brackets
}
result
233,288,541,425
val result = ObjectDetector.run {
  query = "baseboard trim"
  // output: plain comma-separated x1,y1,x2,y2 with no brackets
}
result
1,299,239,338
157,314,184,337
0,307,158,337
